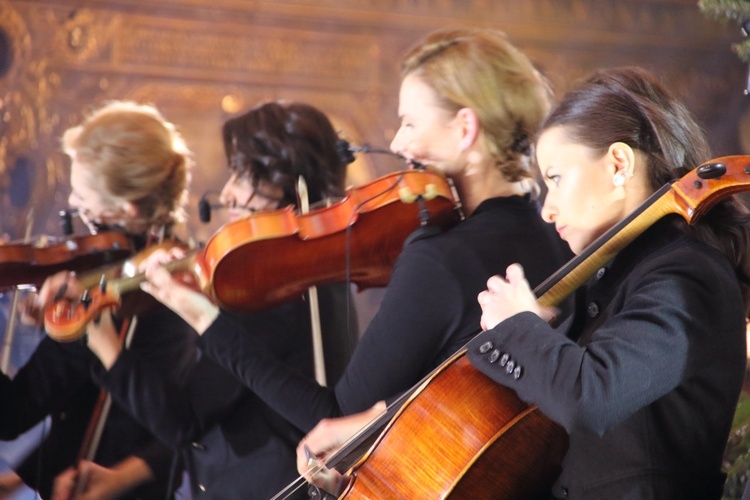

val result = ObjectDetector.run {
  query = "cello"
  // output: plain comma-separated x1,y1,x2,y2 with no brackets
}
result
289,156,750,499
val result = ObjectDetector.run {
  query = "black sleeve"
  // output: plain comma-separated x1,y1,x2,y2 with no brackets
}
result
199,244,466,432
0,337,92,439
101,345,247,450
132,438,181,489
467,249,745,435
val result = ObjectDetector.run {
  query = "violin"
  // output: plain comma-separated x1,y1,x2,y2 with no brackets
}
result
0,232,132,289
43,169,462,342
43,240,189,342
196,168,461,311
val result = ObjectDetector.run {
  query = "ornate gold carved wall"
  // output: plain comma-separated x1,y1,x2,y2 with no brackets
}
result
0,0,746,244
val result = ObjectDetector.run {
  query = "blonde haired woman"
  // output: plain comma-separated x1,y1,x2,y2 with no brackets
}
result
0,100,195,499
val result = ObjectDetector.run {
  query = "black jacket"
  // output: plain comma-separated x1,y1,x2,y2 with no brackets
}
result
199,195,572,433
469,218,746,499
101,284,358,499
0,298,193,499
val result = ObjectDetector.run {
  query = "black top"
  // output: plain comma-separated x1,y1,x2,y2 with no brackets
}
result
198,195,572,432
468,218,747,499
0,295,193,499
101,283,358,500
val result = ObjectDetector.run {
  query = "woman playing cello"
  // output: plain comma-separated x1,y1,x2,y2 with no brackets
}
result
470,67,750,499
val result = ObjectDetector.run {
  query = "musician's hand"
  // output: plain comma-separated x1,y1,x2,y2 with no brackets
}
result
52,461,115,500
52,458,153,500
0,470,24,496
296,401,387,487
20,271,85,326
85,310,122,370
478,264,556,330
140,252,219,335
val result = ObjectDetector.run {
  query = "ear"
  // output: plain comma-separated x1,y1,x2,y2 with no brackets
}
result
607,142,636,183
455,107,480,152
120,200,139,219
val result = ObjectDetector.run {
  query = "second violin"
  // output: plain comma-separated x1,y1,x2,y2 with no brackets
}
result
194,168,463,312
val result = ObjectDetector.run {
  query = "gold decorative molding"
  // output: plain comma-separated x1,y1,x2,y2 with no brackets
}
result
0,0,68,238
53,8,119,64
0,0,746,241
44,10,381,91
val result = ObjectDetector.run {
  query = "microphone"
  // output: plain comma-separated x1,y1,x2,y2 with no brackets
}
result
339,141,426,170
198,192,223,223
59,208,78,236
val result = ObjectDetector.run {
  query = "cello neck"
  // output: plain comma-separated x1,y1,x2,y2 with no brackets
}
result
535,183,677,306
536,156,750,306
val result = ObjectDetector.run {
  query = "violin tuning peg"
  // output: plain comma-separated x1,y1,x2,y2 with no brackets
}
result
81,289,92,308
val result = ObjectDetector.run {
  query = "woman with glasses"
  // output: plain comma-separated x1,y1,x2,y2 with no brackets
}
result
79,100,359,499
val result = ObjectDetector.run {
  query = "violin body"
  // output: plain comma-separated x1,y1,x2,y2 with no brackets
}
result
339,352,567,499
195,169,462,311
0,232,132,289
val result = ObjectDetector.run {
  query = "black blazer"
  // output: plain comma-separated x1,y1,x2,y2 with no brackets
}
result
469,218,747,499
101,283,358,500
0,300,192,499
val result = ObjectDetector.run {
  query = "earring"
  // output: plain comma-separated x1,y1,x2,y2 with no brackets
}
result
613,173,627,187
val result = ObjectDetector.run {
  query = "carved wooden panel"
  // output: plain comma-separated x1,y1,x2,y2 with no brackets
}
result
0,0,745,241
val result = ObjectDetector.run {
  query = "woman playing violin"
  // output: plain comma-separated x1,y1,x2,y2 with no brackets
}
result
139,27,571,490
469,67,750,499
83,100,359,499
0,100,194,499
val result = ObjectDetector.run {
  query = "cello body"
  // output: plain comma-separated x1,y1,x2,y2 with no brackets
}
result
340,352,567,499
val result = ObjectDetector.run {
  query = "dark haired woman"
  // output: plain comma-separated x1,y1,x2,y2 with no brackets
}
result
471,67,750,499
82,100,359,499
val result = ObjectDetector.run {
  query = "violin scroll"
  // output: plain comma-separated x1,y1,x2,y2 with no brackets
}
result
44,285,121,342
